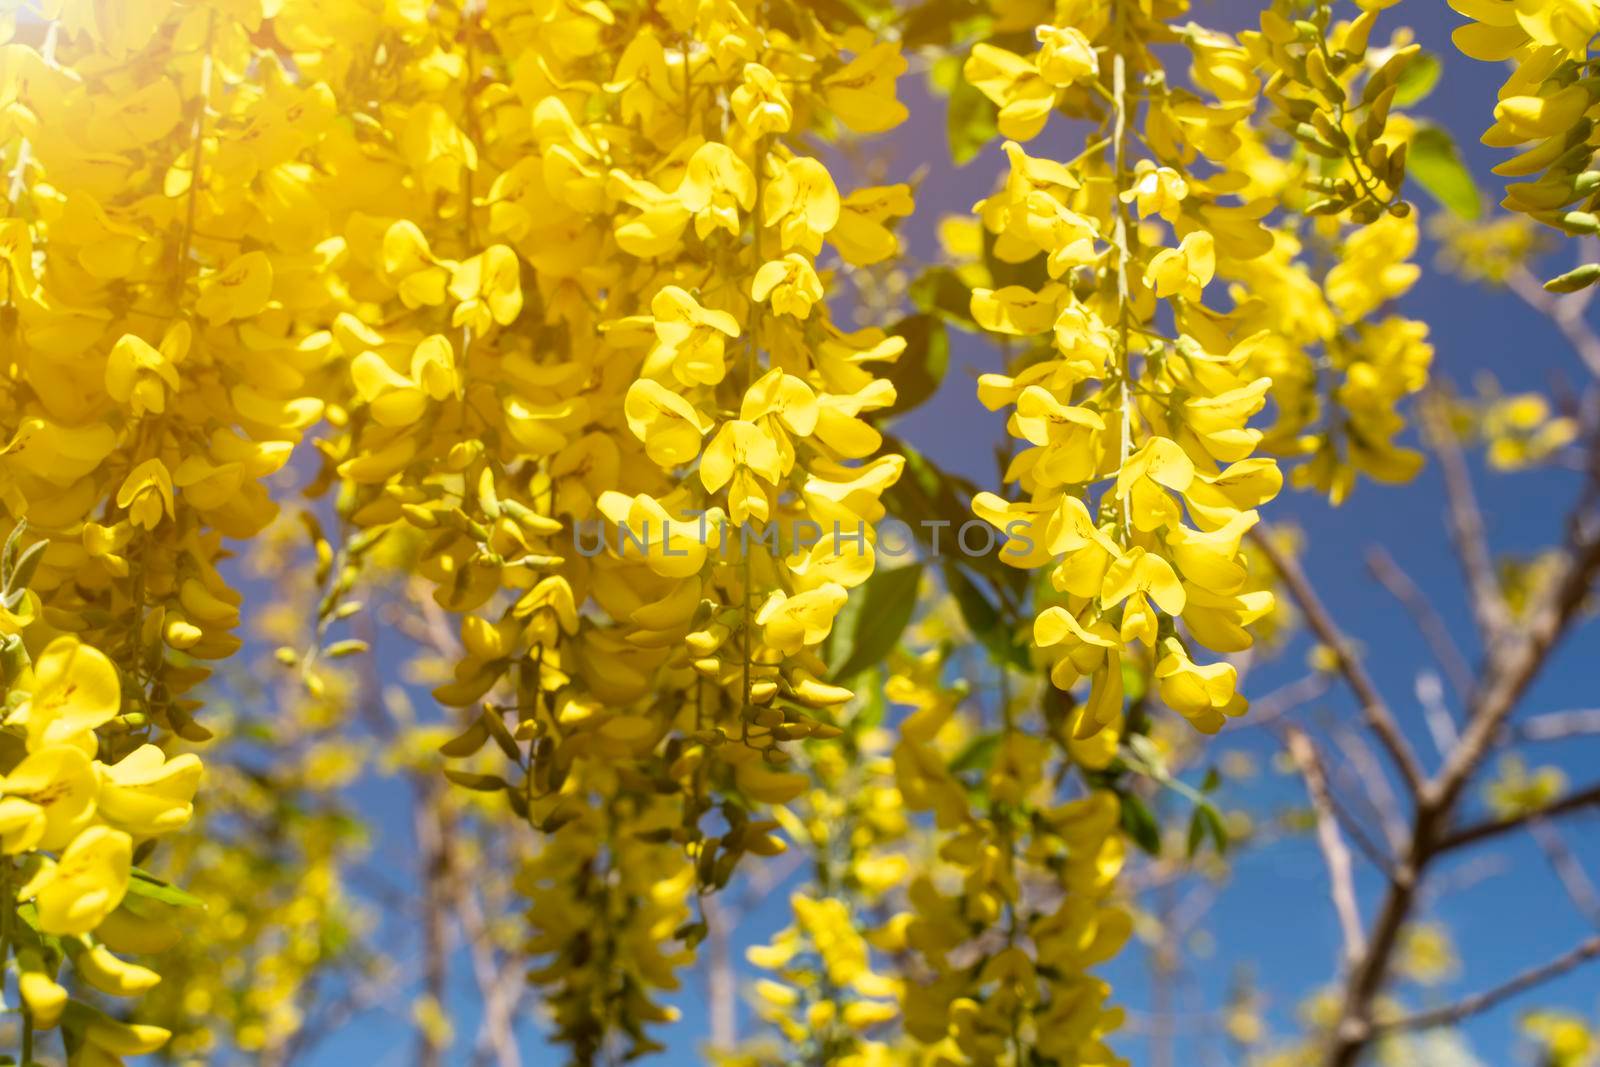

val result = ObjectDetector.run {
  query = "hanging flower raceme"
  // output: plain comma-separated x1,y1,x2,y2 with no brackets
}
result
1448,0,1600,293
0,0,355,1057
939,2,1433,1059
291,0,915,1055
0,626,200,1061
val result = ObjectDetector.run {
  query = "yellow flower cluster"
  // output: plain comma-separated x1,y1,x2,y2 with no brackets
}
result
964,5,1285,744
0,0,353,1052
276,0,915,1051
0,634,199,1064
929,1,1433,1056
1449,0,1600,292
889,649,1128,1065
741,733,909,1064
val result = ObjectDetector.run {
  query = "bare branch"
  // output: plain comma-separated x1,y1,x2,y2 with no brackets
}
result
1414,672,1460,760
1233,672,1330,731
1322,504,1600,1067
1286,728,1367,969
1421,391,1507,649
1365,545,1474,700
1436,780,1600,853
1507,266,1600,378
1375,936,1600,1034
1507,708,1600,743
1251,531,1427,798
1330,727,1409,856
1530,819,1600,928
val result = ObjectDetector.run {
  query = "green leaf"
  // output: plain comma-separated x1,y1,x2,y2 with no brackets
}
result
1120,792,1162,856
127,868,205,910
1186,807,1207,859
947,61,998,166
901,0,990,49
1392,51,1441,107
950,731,1002,774
945,565,1030,669
908,267,978,329
1202,804,1229,855
880,440,1032,668
884,313,950,416
830,563,924,682
0,519,23,592
982,222,1049,291
1408,125,1480,220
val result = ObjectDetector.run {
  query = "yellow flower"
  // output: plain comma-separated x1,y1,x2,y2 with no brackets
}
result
17,948,67,1028
1120,160,1188,221
764,157,841,254
752,254,823,319
625,378,711,467
0,745,99,852
757,584,849,653
1035,25,1096,86
965,43,1054,141
116,458,176,530
195,250,274,324
1143,230,1216,301
18,825,132,935
1154,638,1244,734
96,744,203,837
104,323,186,416
732,63,792,135
824,43,910,133
645,286,741,386
14,636,121,753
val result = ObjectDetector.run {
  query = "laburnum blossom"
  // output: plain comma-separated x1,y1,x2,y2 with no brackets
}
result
946,0,1430,1059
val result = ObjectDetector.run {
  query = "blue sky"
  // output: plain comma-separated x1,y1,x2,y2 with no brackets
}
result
294,5,1600,1064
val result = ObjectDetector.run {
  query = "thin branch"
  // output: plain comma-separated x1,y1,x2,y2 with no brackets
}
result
1330,727,1409,856
1421,390,1507,648
1251,531,1426,798
1507,266,1600,378
1414,672,1460,761
1507,708,1600,743
1286,728,1367,969
1436,780,1600,853
1530,819,1600,928
1322,503,1600,1067
1374,936,1600,1034
1234,672,1330,731
1364,546,1474,701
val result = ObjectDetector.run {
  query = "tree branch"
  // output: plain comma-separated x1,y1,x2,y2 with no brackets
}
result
1374,936,1600,1034
1322,505,1600,1067
1251,531,1426,798
1436,780,1600,853
1286,728,1367,969
1421,390,1507,649
1365,545,1474,701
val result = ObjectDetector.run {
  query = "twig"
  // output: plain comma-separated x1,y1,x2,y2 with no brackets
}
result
1251,531,1426,798
1322,503,1600,1067
1436,780,1600,852
1286,728,1367,969
1507,267,1600,379
1421,390,1507,649
1364,546,1474,701
1530,819,1600,927
1374,936,1600,1034
1235,673,1330,730
1414,672,1459,760
1330,727,1409,856
1507,708,1600,743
